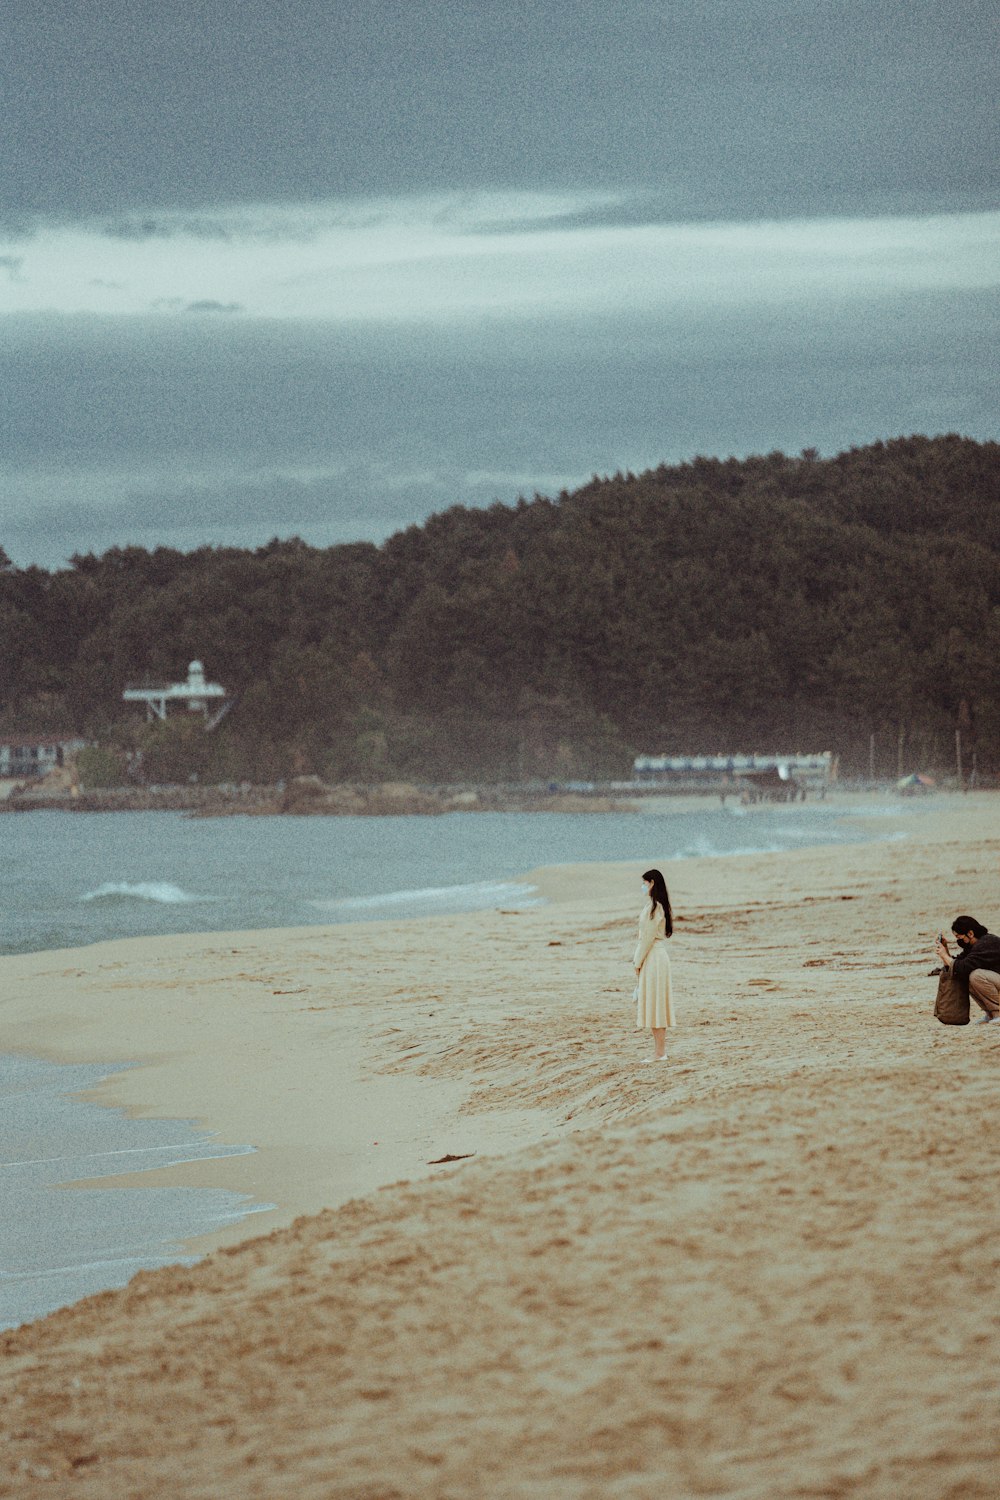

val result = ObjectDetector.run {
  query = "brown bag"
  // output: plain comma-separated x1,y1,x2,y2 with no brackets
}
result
934,970,969,1025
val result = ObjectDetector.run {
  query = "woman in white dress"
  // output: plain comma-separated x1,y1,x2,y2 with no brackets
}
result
633,868,675,1061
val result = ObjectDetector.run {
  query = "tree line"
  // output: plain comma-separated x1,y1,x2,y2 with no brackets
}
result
3,433,999,784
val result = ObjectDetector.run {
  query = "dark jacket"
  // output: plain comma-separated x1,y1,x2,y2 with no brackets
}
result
951,932,1000,993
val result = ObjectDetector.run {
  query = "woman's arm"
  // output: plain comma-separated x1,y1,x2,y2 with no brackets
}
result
633,907,663,972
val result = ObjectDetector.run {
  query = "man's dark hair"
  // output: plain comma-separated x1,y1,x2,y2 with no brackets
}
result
952,916,989,939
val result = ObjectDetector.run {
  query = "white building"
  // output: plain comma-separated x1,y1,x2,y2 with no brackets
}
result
633,751,835,786
0,737,88,779
123,661,228,725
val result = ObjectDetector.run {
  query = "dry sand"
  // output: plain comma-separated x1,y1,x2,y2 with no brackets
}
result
2,797,999,1497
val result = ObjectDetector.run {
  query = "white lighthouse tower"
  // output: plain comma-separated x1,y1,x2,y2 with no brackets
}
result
123,661,229,727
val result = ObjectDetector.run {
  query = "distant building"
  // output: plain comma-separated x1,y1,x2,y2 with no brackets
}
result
123,661,229,726
0,737,88,780
633,751,835,791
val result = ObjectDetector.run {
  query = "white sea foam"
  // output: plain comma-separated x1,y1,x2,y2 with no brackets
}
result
671,826,909,861
671,839,797,859
80,881,202,905
310,880,543,916
0,1140,255,1172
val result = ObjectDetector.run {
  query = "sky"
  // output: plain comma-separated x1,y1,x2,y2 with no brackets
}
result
2,0,998,568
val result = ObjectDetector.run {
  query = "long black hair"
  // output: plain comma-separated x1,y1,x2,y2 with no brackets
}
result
952,916,988,940
642,868,673,936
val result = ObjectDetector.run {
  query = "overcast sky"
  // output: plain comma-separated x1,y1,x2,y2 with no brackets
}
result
2,0,998,568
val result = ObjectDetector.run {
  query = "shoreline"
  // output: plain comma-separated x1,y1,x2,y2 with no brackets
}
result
0,793,980,1268
0,789,950,966
0,1052,269,1332
3,797,1000,1492
1,777,935,817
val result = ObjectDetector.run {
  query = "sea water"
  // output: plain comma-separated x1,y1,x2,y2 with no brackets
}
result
0,802,914,957
0,799,915,1330
0,1054,271,1331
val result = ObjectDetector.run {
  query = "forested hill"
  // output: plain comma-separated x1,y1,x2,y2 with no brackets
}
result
3,434,1000,783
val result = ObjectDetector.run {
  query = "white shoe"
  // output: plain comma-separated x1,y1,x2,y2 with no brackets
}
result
975,1013,997,1024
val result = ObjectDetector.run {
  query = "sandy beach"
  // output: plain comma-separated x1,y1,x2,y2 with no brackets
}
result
2,795,999,1496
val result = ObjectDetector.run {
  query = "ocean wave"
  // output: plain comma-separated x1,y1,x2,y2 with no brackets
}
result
670,826,908,861
310,880,542,916
80,881,203,905
835,801,925,818
671,840,796,860
672,831,830,859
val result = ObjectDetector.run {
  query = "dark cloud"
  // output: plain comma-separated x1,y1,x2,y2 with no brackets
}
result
4,5,996,569
3,283,998,568
184,301,244,315
102,216,236,242
3,466,500,566
4,2,998,223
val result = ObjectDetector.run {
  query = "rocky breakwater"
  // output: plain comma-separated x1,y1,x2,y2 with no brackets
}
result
192,776,470,817
0,782,279,814
196,779,639,816
284,776,459,816
3,776,640,816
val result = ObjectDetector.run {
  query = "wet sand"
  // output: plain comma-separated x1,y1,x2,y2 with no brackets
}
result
1,795,999,1496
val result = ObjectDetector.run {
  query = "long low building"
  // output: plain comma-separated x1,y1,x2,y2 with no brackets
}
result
634,752,835,783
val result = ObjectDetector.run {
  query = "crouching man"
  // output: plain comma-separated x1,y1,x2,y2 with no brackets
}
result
934,917,1000,1024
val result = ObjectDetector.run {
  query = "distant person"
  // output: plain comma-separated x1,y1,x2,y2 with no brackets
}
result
633,868,675,1060
934,917,1000,1024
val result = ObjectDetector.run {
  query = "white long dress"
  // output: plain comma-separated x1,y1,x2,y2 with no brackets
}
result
633,900,675,1029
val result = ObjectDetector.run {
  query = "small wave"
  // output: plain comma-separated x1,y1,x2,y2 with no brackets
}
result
672,836,834,860
671,841,790,860
80,881,202,905
671,826,908,861
310,880,542,916
836,801,923,818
